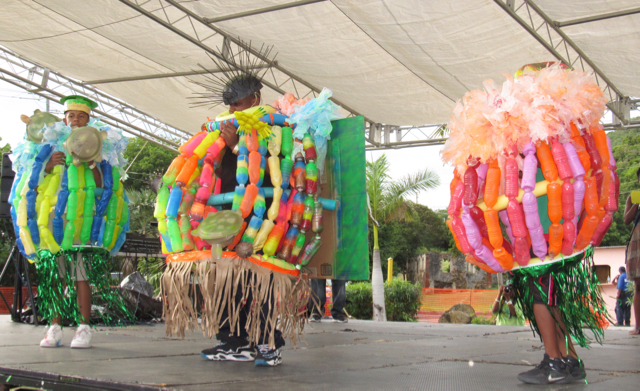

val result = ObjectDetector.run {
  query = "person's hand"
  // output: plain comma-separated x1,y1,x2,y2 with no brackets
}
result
503,290,513,301
44,151,66,174
220,121,239,150
627,196,633,208
498,285,504,294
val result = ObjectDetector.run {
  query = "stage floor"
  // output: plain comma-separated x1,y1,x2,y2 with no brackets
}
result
1,315,639,390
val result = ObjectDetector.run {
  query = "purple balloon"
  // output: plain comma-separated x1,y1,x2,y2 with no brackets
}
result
606,135,616,169
522,192,547,258
563,142,585,179
476,163,488,193
522,153,538,192
572,178,585,227
461,206,482,250
499,209,515,245
476,244,505,272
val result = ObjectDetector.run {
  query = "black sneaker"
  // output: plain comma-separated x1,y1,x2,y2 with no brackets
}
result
310,313,322,323
517,354,571,384
255,345,282,367
201,339,256,362
332,314,348,323
563,356,586,382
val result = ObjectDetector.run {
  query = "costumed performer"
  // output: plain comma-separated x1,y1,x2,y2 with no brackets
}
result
442,62,616,385
9,95,131,350
623,169,640,334
159,44,338,367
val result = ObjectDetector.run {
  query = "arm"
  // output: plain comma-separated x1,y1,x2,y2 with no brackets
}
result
44,151,66,174
612,274,619,285
88,161,103,188
491,286,504,314
624,196,638,225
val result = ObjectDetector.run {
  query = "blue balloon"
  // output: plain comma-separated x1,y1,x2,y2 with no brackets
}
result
52,216,64,244
96,189,112,216
54,189,69,216
166,186,183,219
97,218,106,247
16,238,27,258
101,161,113,189
27,219,40,246
35,144,52,164
28,162,43,190
8,170,21,206
61,166,68,191
90,217,102,243
26,189,37,219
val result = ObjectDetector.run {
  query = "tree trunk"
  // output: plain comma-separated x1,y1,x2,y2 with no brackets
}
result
371,225,387,321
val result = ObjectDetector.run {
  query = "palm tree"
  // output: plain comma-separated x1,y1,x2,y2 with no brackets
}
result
366,154,440,321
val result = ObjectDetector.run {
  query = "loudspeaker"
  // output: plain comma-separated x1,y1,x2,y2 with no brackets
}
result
1,153,15,219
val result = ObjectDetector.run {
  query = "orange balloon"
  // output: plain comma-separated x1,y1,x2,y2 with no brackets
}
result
447,219,463,253
493,247,514,271
592,128,610,168
536,142,558,182
484,209,503,249
484,161,501,208
548,223,563,258
248,151,261,185
547,182,562,224
175,155,198,187
584,176,599,216
246,128,259,153
575,214,599,251
239,184,259,219
465,254,497,274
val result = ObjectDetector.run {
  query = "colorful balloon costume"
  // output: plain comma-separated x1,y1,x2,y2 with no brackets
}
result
441,62,616,347
160,88,342,347
9,95,131,325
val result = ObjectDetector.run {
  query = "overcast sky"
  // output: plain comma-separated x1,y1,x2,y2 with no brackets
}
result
0,79,453,211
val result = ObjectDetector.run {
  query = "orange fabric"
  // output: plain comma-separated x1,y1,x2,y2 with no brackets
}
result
420,288,499,312
165,250,299,277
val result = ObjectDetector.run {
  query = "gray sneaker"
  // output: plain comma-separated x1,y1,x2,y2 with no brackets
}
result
332,314,348,323
562,356,586,382
517,354,571,384
310,314,322,323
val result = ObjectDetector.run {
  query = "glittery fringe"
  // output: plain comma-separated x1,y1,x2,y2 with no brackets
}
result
162,256,312,348
510,246,611,349
36,247,133,326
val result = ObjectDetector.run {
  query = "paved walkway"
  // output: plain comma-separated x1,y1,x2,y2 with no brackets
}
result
0,315,639,390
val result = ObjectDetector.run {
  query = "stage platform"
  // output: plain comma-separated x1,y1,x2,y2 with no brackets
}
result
1,315,639,390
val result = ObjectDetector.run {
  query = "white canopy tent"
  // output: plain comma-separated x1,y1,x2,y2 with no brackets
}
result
1,0,638,150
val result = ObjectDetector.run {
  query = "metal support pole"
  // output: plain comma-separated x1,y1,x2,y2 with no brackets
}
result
387,258,393,283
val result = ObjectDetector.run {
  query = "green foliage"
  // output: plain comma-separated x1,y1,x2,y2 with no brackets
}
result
345,280,422,322
441,260,451,273
601,125,640,246
384,279,422,322
123,137,178,191
125,187,158,237
136,257,165,296
471,315,496,325
345,282,373,320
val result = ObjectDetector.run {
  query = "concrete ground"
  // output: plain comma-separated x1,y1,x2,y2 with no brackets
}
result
0,315,639,390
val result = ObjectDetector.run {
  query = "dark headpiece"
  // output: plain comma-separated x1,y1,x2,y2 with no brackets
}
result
190,40,276,108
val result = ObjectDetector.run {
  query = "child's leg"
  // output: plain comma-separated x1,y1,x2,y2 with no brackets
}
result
76,281,92,325
632,278,640,334
533,304,562,359
75,253,91,325
551,307,577,359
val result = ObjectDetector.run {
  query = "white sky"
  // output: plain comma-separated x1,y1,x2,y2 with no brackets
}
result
0,79,454,211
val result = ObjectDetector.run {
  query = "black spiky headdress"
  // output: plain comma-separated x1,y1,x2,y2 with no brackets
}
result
191,41,276,107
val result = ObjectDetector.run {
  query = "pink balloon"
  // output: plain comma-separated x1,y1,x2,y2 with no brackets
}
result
452,216,472,254
551,138,572,180
463,167,478,206
514,237,531,266
507,199,527,238
591,212,613,246
561,180,575,221
605,172,618,212
448,181,464,216
562,219,576,255
476,163,488,189
505,158,519,198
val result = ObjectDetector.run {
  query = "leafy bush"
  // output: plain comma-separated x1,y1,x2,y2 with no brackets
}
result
345,282,373,320
345,280,422,322
471,316,496,325
385,279,422,322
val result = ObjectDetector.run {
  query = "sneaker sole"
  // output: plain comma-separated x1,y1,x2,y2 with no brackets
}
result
517,374,571,385
70,344,92,349
332,319,348,323
255,358,282,367
40,340,63,348
201,352,254,362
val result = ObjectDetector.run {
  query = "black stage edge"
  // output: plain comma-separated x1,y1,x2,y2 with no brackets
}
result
0,367,163,391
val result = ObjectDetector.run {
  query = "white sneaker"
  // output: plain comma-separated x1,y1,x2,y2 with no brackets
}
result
70,324,92,349
40,324,63,348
